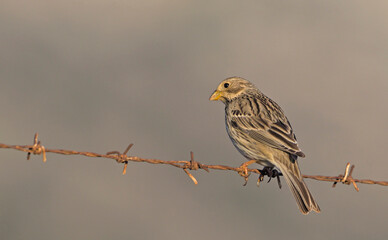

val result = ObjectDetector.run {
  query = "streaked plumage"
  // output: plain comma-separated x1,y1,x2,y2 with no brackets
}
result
210,76,320,214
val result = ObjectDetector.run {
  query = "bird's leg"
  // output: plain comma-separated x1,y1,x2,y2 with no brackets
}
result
238,160,256,186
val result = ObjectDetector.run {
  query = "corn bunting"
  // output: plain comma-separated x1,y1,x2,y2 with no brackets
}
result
210,76,320,214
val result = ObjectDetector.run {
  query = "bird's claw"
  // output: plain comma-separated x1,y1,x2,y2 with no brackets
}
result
238,167,251,186
238,160,255,186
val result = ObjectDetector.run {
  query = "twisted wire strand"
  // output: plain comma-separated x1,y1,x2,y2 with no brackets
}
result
1,134,387,190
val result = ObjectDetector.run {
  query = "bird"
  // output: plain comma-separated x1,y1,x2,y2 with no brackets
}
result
209,76,320,214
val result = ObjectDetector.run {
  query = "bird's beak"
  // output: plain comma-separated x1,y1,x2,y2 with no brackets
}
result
209,90,222,101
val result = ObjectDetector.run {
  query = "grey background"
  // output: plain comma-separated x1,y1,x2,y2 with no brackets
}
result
1,1,387,239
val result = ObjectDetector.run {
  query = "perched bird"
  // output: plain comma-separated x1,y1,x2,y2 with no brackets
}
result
209,76,320,214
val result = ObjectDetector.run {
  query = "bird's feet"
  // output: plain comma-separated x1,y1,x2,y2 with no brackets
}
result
257,167,282,189
238,160,256,186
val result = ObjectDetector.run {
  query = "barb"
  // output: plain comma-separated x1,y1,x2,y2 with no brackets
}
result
1,133,387,190
27,133,46,162
106,143,134,175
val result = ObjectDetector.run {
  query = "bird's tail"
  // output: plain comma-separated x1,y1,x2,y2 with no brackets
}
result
276,159,320,214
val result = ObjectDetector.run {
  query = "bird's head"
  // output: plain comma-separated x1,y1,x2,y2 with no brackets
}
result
209,77,255,103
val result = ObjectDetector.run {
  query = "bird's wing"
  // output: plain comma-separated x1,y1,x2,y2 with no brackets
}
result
229,98,305,158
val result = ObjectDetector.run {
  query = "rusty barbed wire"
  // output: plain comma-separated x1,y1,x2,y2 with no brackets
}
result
1,133,387,190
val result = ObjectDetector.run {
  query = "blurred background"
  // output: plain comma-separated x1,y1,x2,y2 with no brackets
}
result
1,1,387,239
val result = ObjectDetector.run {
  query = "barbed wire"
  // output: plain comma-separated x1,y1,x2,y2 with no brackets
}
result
1,133,387,191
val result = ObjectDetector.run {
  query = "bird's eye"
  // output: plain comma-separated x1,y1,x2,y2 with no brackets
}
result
224,83,229,88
